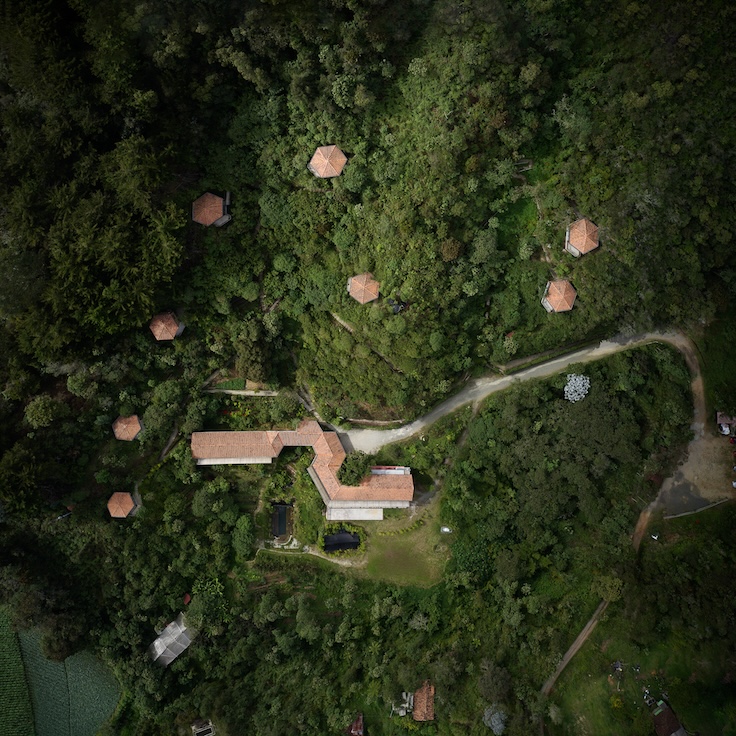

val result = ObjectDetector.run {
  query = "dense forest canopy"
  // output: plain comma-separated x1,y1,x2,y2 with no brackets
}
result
0,0,735,733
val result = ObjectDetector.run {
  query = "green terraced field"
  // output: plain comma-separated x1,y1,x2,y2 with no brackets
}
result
18,628,121,736
0,608,34,736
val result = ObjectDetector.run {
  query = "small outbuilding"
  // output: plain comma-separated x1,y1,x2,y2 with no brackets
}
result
308,145,347,178
149,613,193,666
112,415,143,441
271,503,292,539
652,700,686,736
541,280,577,313
565,218,599,257
192,192,231,227
323,530,360,553
107,492,136,519
345,713,364,735
347,272,380,304
149,311,184,341
191,719,216,736
413,680,435,722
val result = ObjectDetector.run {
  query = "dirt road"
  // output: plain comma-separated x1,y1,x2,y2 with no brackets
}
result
540,600,610,697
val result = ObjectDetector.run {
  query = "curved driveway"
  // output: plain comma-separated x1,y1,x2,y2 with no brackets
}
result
344,330,697,454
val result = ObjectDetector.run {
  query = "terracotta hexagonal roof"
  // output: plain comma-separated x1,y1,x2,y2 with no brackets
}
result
192,193,225,226
149,312,180,341
308,145,347,178
568,218,599,255
544,280,577,312
112,415,142,441
107,491,135,518
348,273,380,304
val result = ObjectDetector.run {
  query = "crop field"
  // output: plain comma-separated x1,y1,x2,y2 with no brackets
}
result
18,628,121,736
0,608,34,736
67,650,122,736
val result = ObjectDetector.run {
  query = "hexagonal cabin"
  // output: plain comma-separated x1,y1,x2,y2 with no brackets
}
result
541,280,577,313
308,145,347,178
347,273,380,304
565,218,599,257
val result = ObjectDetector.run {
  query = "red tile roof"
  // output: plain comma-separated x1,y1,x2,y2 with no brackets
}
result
348,273,380,304
543,280,577,312
192,193,225,226
107,492,135,518
345,714,364,736
190,420,413,503
112,415,142,441
413,681,435,722
567,218,599,255
653,701,685,736
308,145,348,178
149,312,180,341
191,431,281,460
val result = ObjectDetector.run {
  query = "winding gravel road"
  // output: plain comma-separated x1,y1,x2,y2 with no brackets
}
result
343,330,695,453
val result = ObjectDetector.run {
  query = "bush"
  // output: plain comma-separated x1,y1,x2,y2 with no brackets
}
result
337,452,374,486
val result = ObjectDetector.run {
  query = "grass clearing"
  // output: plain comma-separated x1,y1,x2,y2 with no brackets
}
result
693,315,736,415
0,608,34,736
18,628,120,736
360,495,449,587
550,506,736,736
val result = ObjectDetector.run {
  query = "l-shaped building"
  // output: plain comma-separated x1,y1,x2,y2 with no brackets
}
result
190,419,413,521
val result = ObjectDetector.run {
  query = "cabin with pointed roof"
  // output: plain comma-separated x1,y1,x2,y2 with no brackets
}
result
149,312,184,341
308,145,347,178
192,192,231,227
112,415,143,441
107,491,137,519
347,273,380,304
541,280,577,313
191,420,413,520
565,218,599,257
413,681,435,722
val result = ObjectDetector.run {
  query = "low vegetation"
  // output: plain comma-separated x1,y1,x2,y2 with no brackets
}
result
0,608,34,736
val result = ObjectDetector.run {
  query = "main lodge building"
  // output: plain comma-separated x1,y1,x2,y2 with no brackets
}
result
191,420,413,521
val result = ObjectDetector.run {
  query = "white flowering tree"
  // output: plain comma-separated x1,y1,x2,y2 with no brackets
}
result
564,373,591,403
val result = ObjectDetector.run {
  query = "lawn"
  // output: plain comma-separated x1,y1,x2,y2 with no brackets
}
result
360,494,449,587
692,314,736,416
0,608,34,736
18,628,121,736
